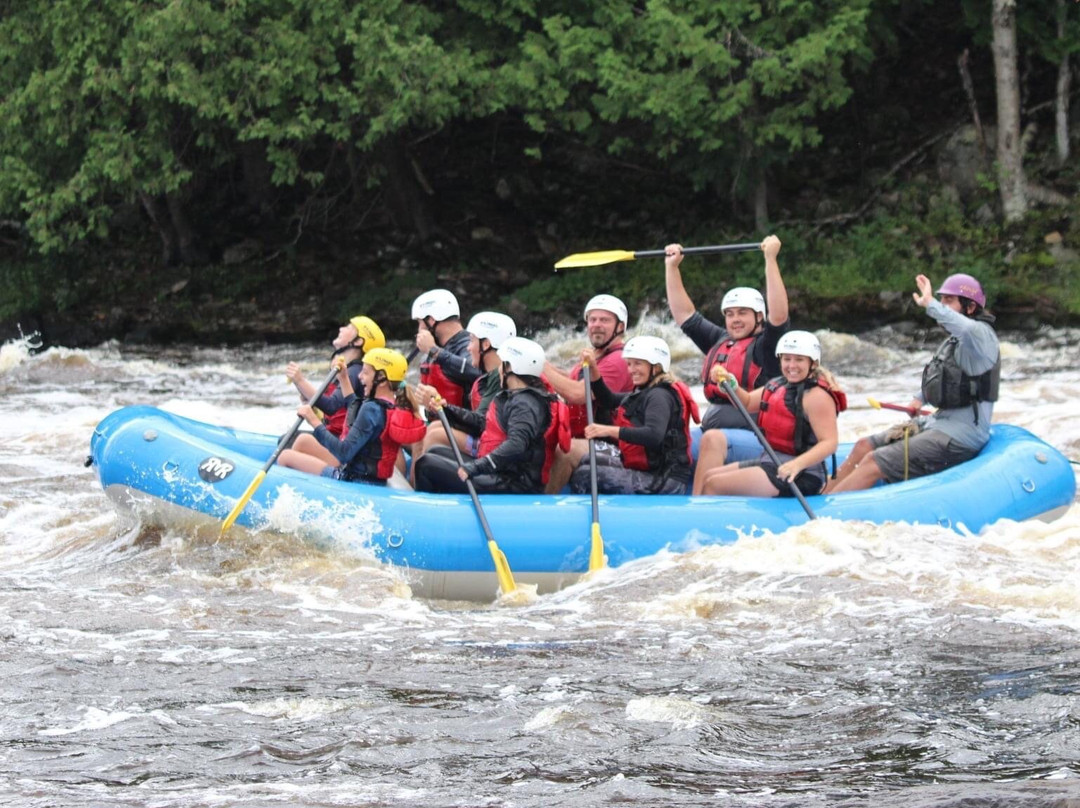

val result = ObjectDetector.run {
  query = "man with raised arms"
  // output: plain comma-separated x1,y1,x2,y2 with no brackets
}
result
665,235,790,494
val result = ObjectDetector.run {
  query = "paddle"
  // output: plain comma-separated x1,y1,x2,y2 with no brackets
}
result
582,361,606,572
555,242,761,270
719,377,817,520
220,365,341,536
433,405,518,595
867,397,931,417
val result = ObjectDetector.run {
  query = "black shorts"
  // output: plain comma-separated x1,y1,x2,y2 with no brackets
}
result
759,461,825,497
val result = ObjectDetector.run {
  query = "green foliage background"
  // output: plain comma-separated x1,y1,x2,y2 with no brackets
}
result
1,0,1077,342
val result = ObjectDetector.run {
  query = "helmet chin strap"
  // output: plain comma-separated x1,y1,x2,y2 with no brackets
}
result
366,370,388,401
332,337,364,358
423,317,446,347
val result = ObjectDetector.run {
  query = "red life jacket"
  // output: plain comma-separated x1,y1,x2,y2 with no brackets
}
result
758,376,848,456
369,401,428,480
476,388,571,484
322,380,349,437
612,380,701,472
701,336,763,404
566,345,625,438
420,355,465,408
470,376,482,410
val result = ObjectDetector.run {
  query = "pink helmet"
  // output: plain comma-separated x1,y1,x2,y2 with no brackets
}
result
935,274,985,307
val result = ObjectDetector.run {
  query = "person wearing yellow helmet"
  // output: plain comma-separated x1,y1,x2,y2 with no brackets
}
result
277,347,426,485
285,315,385,439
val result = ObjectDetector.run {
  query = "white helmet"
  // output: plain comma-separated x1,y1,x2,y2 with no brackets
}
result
411,289,460,322
720,287,766,315
466,312,517,349
497,336,546,378
583,294,628,324
623,335,671,372
775,330,820,362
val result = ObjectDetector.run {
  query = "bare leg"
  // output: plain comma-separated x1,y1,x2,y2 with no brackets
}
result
824,437,874,492
285,433,338,465
692,430,730,495
545,438,589,494
277,447,331,476
701,465,779,497
828,452,885,493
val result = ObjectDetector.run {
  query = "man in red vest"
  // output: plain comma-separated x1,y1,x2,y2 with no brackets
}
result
542,294,635,493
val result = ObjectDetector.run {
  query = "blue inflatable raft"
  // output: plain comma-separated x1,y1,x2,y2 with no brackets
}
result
89,406,1076,601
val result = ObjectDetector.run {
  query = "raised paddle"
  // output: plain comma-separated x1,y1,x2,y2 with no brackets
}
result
433,404,518,596
867,397,932,417
719,377,817,520
220,364,341,536
582,361,606,572
555,242,761,270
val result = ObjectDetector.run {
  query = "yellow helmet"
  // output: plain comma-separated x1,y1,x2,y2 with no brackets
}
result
349,316,385,352
363,347,408,383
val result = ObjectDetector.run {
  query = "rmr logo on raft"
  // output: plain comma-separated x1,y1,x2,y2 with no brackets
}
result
198,457,236,483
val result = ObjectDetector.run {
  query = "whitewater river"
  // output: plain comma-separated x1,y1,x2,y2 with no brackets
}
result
1,321,1078,807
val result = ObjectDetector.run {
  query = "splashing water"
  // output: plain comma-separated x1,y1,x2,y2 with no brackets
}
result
0,324,1078,807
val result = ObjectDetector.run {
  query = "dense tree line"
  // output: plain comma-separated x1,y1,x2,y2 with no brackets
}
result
0,0,1076,284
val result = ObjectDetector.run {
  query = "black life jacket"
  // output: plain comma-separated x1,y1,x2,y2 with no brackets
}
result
611,380,701,477
476,388,571,486
920,313,1000,423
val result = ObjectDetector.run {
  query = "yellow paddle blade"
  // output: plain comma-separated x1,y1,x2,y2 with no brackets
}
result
866,397,883,410
488,540,518,594
219,470,266,537
554,249,636,270
588,521,606,572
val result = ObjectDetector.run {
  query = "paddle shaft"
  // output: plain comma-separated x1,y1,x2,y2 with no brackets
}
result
434,408,497,544
220,364,342,535
876,401,932,416
634,243,760,260
583,370,599,524
721,378,817,519
582,363,606,571
268,366,341,472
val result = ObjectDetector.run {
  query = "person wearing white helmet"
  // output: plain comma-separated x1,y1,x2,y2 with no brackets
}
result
542,293,635,493
414,337,570,494
411,312,518,471
828,272,1000,493
284,315,385,439
569,335,701,495
412,288,482,410
278,348,427,485
665,235,791,486
698,330,847,498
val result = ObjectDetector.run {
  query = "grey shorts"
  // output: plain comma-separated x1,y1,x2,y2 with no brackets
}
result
870,428,980,483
